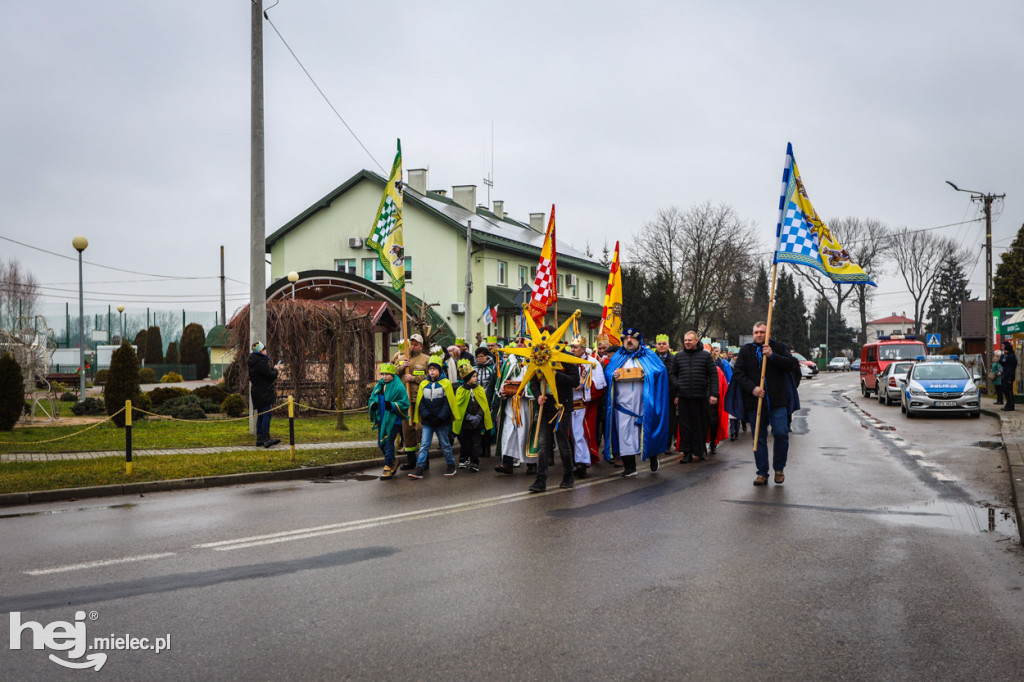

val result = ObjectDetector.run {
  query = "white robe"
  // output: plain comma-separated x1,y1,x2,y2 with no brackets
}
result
498,356,535,463
572,354,606,465
613,357,644,456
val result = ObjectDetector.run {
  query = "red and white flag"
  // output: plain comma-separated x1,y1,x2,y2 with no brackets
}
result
528,204,557,324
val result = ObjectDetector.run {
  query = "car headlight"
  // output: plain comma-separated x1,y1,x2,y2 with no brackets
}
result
963,384,979,396
909,385,927,396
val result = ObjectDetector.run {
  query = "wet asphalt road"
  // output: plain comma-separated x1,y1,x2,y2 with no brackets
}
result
2,372,1024,680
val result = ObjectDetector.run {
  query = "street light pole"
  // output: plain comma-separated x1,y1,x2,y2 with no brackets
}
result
287,271,299,299
72,236,89,398
946,181,1005,394
117,305,125,342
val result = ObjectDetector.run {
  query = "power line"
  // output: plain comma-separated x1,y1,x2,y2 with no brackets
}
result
263,9,386,175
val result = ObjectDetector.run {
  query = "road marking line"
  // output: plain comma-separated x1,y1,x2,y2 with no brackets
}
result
198,474,627,551
25,552,177,576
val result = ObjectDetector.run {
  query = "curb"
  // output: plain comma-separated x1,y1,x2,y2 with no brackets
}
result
0,456,386,508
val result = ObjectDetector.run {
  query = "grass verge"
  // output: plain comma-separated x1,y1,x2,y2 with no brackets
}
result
0,414,375,453
0,446,380,495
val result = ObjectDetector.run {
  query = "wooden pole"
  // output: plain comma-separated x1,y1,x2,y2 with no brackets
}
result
753,263,779,453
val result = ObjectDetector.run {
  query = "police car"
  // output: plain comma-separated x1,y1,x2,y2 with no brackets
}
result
900,355,981,419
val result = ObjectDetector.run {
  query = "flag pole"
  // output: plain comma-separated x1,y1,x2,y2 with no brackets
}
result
753,262,779,453
400,285,409,354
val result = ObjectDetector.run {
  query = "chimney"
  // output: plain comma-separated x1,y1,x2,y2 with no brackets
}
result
407,168,428,195
432,189,447,197
529,212,545,232
452,185,477,211
493,200,504,218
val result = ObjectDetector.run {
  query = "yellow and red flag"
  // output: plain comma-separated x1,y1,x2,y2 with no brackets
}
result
528,205,557,324
600,240,622,340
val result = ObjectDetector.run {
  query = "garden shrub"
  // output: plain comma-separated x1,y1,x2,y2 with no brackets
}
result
223,361,241,394
147,386,190,407
104,341,142,427
164,341,180,364
0,353,25,431
160,371,184,383
139,367,156,383
60,392,78,402
93,369,110,385
180,323,209,379
193,383,228,405
72,397,106,416
145,326,164,364
221,393,246,417
155,394,206,420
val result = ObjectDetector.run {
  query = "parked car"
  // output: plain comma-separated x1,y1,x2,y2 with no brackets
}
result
876,361,914,405
792,352,818,377
850,359,861,371
828,356,851,371
900,356,980,419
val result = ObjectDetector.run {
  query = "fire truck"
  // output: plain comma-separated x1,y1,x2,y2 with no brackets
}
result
859,334,927,396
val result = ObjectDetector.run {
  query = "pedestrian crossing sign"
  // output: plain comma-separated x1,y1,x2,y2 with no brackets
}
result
926,333,941,347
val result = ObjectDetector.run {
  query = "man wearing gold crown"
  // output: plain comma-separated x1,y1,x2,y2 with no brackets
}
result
568,335,606,479
603,328,670,476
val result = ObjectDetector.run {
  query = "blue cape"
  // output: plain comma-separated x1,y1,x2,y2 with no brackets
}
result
603,344,670,460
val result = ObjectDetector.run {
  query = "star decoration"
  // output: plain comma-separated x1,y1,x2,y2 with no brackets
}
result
500,309,588,403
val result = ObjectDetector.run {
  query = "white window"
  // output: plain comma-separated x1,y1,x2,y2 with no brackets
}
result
586,280,594,301
363,258,384,282
404,256,413,282
335,259,356,275
556,275,563,295
497,261,508,286
519,266,528,288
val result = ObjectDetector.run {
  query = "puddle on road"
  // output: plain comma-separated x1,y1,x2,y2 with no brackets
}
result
244,485,302,495
875,500,1017,536
819,446,847,457
312,473,377,483
0,502,136,520
971,441,1004,450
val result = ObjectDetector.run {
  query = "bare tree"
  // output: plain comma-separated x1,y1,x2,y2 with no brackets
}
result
831,217,890,344
890,229,964,335
629,203,758,339
0,259,40,331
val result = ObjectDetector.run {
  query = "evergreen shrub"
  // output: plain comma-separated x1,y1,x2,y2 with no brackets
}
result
161,371,184,383
104,341,142,427
0,353,25,431
221,393,246,418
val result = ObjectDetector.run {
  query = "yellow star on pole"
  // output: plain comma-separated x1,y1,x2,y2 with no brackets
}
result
500,309,587,403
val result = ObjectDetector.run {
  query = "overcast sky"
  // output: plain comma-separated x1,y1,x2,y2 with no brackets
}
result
1,0,1021,332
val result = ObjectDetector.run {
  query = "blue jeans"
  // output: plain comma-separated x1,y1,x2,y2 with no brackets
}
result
416,423,454,468
380,422,401,467
745,406,789,477
255,407,272,437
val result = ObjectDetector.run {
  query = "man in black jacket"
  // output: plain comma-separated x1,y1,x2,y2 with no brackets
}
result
672,331,718,463
528,363,580,492
731,322,799,485
247,341,281,448
655,334,677,453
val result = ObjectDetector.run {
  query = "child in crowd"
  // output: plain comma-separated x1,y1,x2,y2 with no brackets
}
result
454,363,495,472
368,362,410,480
410,354,458,479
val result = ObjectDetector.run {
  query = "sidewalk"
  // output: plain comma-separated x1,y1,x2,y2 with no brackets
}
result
0,439,378,463
987,404,1024,544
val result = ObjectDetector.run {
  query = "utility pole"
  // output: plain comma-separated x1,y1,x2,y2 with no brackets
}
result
464,220,473,344
946,182,1005,393
250,1,267,435
220,245,226,328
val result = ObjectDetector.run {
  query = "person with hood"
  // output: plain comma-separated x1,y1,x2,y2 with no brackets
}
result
527,357,580,492
725,321,800,486
603,328,670,477
473,346,499,458
248,340,281,448
410,354,459,479
1000,340,1017,412
672,331,719,463
453,362,495,472
369,362,410,480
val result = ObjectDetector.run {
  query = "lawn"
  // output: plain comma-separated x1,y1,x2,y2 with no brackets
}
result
0,446,381,495
0,412,376,453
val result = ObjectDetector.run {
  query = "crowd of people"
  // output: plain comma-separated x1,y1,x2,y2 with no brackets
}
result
369,322,801,490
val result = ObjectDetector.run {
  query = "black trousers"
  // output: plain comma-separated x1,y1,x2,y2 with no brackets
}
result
677,397,709,457
458,426,481,464
1005,380,1015,410
536,399,573,485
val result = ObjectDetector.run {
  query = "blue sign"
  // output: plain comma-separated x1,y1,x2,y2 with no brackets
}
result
926,333,941,347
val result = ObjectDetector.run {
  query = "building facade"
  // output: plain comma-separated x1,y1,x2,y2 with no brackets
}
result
266,169,608,347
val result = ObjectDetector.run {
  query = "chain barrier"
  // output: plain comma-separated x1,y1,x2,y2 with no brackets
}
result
130,401,290,424
0,407,126,446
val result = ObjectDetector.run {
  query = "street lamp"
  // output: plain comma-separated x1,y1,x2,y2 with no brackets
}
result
117,305,125,342
287,271,299,299
72,236,88,398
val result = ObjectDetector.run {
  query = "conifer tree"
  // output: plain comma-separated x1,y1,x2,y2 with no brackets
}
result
144,326,163,364
180,323,209,379
165,341,180,364
994,222,1024,308
104,341,141,428
0,353,25,431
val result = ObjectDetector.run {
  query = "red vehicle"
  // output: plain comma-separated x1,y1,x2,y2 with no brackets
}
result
860,335,927,396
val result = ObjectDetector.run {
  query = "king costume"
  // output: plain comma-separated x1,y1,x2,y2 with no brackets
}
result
603,329,670,475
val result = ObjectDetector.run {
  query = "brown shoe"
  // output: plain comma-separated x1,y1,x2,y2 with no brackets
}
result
774,471,785,484
753,475,768,486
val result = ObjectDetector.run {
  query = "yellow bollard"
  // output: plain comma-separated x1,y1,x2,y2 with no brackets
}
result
288,395,296,462
125,399,133,476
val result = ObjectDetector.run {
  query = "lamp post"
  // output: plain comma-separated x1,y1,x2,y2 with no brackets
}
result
946,181,1005,394
72,236,88,398
287,271,299,299
117,305,125,342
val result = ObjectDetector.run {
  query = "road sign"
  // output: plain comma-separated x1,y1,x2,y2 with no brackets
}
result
926,333,941,347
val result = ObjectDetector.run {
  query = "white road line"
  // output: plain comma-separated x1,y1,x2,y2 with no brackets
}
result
25,552,177,576
201,474,627,551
